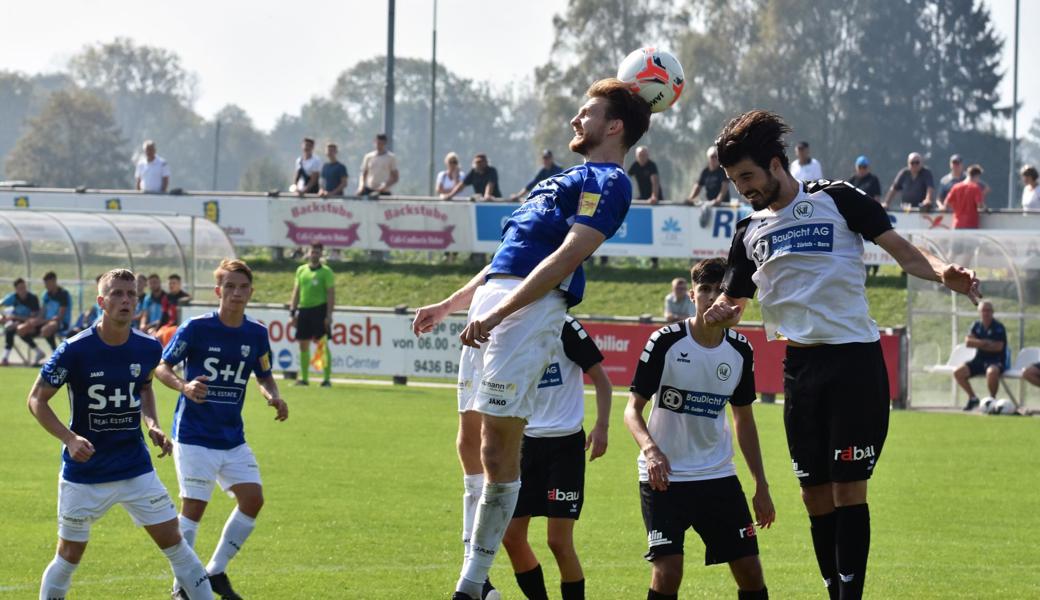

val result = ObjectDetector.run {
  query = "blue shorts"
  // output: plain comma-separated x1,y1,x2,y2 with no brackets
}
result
965,357,1005,377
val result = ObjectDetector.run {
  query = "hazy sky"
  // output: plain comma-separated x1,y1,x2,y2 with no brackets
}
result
1,0,1036,136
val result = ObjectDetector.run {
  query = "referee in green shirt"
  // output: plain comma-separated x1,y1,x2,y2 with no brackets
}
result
289,243,335,386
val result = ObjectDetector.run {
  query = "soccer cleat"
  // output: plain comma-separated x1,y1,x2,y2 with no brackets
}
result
171,586,189,600
208,572,243,600
963,397,979,411
481,578,501,600
320,379,332,387
293,380,309,387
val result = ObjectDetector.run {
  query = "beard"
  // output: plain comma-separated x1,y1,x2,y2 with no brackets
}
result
569,128,602,156
748,171,782,211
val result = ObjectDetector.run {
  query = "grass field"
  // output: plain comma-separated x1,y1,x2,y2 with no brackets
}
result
3,367,1038,599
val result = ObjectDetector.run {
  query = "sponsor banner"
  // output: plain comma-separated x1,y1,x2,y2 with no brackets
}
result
0,190,268,245
270,199,363,248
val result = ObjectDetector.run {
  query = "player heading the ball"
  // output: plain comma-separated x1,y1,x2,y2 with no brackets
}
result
28,268,214,600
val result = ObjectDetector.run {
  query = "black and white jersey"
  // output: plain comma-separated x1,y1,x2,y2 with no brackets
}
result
630,321,755,482
721,180,893,344
527,316,604,438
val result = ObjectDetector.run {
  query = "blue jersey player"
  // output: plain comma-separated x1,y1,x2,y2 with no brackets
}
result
413,78,652,600
27,269,213,600
156,259,288,600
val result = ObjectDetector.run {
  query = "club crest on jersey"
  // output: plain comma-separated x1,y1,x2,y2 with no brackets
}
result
241,345,251,358
716,363,732,381
129,363,141,377
752,237,770,265
792,200,814,220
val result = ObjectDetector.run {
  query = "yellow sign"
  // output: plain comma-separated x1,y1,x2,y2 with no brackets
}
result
13,196,29,208
203,200,220,223
105,198,122,211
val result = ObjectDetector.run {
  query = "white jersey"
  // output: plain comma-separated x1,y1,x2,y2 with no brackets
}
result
630,322,756,482
790,158,823,181
721,180,894,344
526,316,604,438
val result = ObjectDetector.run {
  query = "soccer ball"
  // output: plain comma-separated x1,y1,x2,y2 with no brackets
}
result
617,47,685,113
979,397,996,414
995,399,1017,415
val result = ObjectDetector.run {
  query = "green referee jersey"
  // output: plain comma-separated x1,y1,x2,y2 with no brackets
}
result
295,263,335,309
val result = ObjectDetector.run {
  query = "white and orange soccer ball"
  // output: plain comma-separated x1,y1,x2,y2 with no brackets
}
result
617,47,685,113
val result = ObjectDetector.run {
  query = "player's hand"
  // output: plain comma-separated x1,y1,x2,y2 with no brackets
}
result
148,427,173,458
460,312,502,348
752,484,776,529
644,445,671,491
703,299,743,326
586,424,608,462
289,316,297,329
941,264,982,305
182,375,209,404
412,302,449,337
268,397,289,421
65,434,95,462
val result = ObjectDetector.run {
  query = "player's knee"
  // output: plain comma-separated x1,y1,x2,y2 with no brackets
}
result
953,366,969,380
546,530,576,559
650,556,683,593
501,525,526,551
832,480,867,506
235,488,264,517
800,484,834,514
57,539,86,564
730,555,765,590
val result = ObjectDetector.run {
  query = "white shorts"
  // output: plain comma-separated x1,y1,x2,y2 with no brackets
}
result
457,278,567,419
57,471,177,542
174,442,262,502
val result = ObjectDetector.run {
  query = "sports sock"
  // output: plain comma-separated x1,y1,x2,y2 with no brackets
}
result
206,508,256,575
738,587,769,599
322,339,332,382
462,473,484,562
180,515,200,549
647,590,678,600
162,540,213,600
299,349,310,383
514,564,548,600
809,512,839,600
4,328,14,350
835,504,870,600
560,578,585,600
457,480,521,597
45,335,57,350
39,554,77,600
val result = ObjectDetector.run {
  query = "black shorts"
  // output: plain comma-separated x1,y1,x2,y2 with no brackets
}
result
513,431,585,520
295,305,329,340
783,342,890,487
965,356,1005,377
639,476,758,565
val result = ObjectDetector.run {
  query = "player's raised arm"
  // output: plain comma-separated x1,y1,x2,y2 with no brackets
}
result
874,230,981,304
585,362,612,461
27,376,94,462
412,264,491,337
138,377,172,458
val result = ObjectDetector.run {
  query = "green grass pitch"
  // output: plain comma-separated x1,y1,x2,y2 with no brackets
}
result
1,366,1038,599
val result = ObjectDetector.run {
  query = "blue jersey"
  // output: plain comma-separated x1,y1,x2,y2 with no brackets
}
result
489,162,631,306
970,319,1008,365
42,287,72,329
162,312,273,450
39,326,162,484
2,291,40,318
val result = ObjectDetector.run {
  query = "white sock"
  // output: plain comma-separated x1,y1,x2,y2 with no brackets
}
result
462,473,484,562
163,540,213,600
180,514,200,549
39,554,77,600
206,508,255,575
457,480,521,597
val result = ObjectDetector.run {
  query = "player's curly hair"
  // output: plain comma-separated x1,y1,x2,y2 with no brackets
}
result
691,257,727,286
587,78,651,150
715,110,792,173
214,258,253,285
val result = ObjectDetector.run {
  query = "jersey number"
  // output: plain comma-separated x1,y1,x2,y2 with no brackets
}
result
87,383,140,410
203,358,249,385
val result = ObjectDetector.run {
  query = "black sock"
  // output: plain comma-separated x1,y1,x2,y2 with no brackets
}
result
809,512,839,600
20,335,37,349
46,335,56,350
561,578,584,600
5,329,15,349
738,587,768,599
835,504,870,600
515,564,549,600
647,590,678,600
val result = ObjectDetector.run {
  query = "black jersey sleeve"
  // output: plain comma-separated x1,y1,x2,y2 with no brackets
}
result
720,216,758,299
811,180,894,243
724,329,756,406
630,322,687,399
561,316,604,372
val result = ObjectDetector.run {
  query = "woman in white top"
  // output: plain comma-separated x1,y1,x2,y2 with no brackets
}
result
436,152,464,198
1021,165,1040,211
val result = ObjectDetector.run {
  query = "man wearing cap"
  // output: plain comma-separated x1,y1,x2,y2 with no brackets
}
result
883,152,935,210
847,156,881,203
939,154,989,205
509,151,564,201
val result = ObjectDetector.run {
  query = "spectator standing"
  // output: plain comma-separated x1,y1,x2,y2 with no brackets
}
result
294,137,322,196
1020,165,1040,211
139,274,167,334
846,156,882,202
135,140,170,193
319,143,349,198
686,146,731,206
938,154,965,203
941,164,987,229
437,152,465,198
954,301,1007,411
789,141,823,181
628,146,662,203
447,154,501,200
39,272,71,350
358,133,399,197
508,150,563,201
883,152,935,210
663,278,694,322
289,243,335,387
1,278,43,365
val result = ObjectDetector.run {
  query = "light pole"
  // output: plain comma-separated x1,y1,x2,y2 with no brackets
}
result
1008,0,1020,208
428,0,438,194
384,0,396,149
